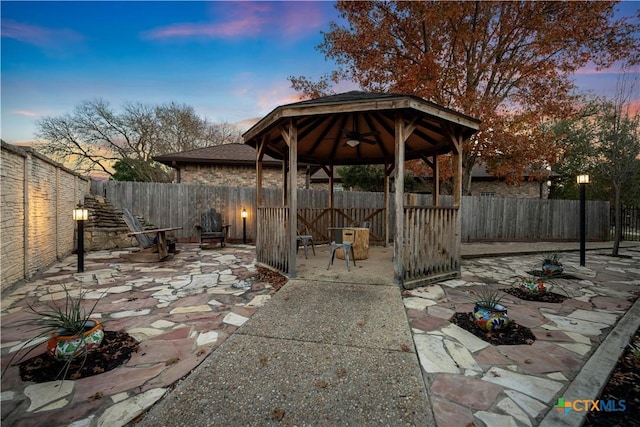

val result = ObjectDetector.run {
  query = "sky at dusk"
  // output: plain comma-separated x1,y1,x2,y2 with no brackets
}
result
2,1,639,144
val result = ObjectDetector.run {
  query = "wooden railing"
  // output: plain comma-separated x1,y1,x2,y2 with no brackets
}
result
402,207,459,287
257,207,289,273
297,208,386,243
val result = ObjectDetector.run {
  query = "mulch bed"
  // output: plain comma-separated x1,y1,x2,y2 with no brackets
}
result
18,330,139,382
450,312,536,346
256,266,288,291
501,287,568,303
585,327,640,426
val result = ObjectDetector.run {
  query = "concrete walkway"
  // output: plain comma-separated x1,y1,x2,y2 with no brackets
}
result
1,241,639,426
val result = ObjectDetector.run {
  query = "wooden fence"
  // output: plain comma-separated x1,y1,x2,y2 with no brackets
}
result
91,180,610,243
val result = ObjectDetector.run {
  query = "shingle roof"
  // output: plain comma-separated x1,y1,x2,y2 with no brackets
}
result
153,143,282,167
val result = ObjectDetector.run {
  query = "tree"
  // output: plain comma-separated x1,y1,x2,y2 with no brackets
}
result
36,99,242,181
591,77,640,255
291,1,639,194
551,75,640,255
338,165,417,192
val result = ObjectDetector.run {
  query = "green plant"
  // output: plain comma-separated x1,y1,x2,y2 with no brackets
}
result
630,341,640,361
2,284,106,380
472,286,505,309
26,285,102,335
543,252,562,265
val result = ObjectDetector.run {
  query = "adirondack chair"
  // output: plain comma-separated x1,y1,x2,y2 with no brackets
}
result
195,208,230,248
120,208,182,262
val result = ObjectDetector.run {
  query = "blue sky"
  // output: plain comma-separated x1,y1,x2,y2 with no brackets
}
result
2,1,639,144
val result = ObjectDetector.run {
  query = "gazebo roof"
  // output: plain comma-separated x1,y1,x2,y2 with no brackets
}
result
243,91,480,166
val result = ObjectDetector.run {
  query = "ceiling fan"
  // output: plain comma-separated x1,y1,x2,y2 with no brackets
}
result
342,115,379,147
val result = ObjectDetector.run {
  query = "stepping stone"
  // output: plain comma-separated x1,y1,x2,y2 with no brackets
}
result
444,339,481,372
169,305,212,315
403,297,435,311
482,367,563,403
540,311,609,336
497,398,532,427
196,331,219,346
414,334,459,373
441,324,490,353
474,411,518,427
25,381,74,412
408,285,445,301
223,312,248,327
96,388,166,427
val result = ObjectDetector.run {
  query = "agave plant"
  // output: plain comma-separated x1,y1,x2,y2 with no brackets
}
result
2,284,106,380
473,286,506,309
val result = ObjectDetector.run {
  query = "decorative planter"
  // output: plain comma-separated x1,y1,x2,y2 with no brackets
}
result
520,278,546,295
542,261,563,276
473,303,511,331
47,319,104,361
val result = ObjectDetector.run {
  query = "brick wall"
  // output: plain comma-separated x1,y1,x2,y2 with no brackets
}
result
179,164,308,188
470,180,548,199
1,142,89,290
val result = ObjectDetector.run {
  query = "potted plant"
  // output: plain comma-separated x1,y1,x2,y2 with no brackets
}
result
472,286,511,332
542,252,564,276
518,275,546,295
3,284,105,379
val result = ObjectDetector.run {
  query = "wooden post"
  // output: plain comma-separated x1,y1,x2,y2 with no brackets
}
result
432,154,439,207
384,163,390,247
287,119,298,278
328,164,334,229
393,114,405,285
256,137,266,207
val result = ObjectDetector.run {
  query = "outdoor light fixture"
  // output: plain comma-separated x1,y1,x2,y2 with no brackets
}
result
73,203,88,272
577,174,590,266
576,174,590,185
345,139,360,148
241,208,247,244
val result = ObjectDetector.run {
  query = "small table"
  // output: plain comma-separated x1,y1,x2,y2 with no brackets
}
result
330,227,370,260
126,227,182,261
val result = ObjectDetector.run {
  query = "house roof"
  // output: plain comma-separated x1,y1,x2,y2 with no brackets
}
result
153,143,284,167
243,91,480,166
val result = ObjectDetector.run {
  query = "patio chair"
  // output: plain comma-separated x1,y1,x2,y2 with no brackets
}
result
327,227,356,271
121,208,181,262
195,208,230,248
296,224,316,258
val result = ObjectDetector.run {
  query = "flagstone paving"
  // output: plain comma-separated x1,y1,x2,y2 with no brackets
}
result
1,244,274,427
404,248,640,426
1,243,639,426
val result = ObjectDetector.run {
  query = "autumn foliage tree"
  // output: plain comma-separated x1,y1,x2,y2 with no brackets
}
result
291,1,639,194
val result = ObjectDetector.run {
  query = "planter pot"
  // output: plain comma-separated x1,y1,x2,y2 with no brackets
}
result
520,278,546,295
47,319,104,361
473,303,511,332
542,261,563,276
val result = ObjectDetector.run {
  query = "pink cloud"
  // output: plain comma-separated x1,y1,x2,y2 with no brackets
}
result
143,1,327,41
12,110,40,118
1,20,82,49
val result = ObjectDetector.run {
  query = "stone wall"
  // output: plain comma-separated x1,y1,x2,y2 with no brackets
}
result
1,142,89,290
83,194,139,251
180,164,308,188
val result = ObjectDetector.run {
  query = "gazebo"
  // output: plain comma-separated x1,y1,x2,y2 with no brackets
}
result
243,91,479,288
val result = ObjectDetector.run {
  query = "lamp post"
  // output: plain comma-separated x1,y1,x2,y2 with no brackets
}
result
73,203,89,273
241,208,247,244
577,174,590,266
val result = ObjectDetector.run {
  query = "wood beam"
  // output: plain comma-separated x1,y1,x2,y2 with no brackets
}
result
432,154,440,207
393,114,405,285
288,119,298,278
328,164,334,228
256,136,266,207
384,161,390,247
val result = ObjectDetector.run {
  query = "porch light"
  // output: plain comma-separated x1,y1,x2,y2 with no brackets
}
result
577,173,590,266
73,202,88,272
241,208,247,244
72,206,89,221
576,174,590,185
